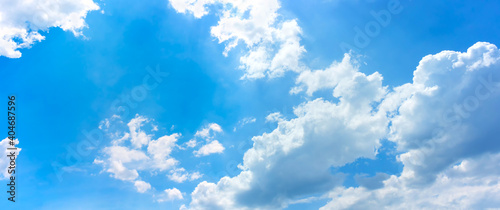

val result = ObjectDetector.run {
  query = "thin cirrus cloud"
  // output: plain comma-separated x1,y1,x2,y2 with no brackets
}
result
0,0,100,58
233,117,256,132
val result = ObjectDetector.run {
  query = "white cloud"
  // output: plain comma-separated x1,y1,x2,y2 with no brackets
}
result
104,146,149,164
186,139,197,148
265,112,283,123
188,177,250,210
147,134,178,165
134,180,151,193
0,0,100,58
291,54,361,96
168,168,203,183
186,53,388,209
319,42,500,209
184,42,500,209
385,42,500,186
191,123,225,157
321,153,500,209
95,115,183,192
168,0,306,79
128,114,152,148
158,188,184,202
168,0,214,18
194,140,225,157
99,146,149,181
233,117,256,131
194,123,222,140
0,138,20,180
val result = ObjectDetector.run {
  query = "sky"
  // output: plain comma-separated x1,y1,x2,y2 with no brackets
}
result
1,0,500,209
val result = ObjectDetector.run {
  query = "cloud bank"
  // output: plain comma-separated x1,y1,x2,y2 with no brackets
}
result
180,42,500,209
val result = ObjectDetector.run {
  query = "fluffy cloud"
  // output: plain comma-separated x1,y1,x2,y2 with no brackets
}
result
291,54,361,96
265,112,283,123
185,53,389,209
168,0,214,18
0,0,100,58
168,0,306,79
321,153,500,209
192,123,226,157
195,123,222,140
0,138,20,180
134,180,152,193
169,0,500,206
100,146,149,181
193,140,225,157
128,115,152,148
158,188,184,202
168,168,203,183
319,42,500,209
94,115,201,193
185,139,197,148
182,42,500,209
386,42,500,186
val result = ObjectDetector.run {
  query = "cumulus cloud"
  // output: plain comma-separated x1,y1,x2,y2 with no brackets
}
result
191,123,226,157
321,153,500,209
168,168,203,183
0,0,100,58
158,188,184,202
185,53,389,209
193,140,225,157
128,115,152,148
186,139,197,148
94,115,201,193
291,54,361,96
100,146,148,181
182,42,500,209
265,112,283,123
195,123,222,140
385,42,500,186
168,0,306,79
319,42,500,209
0,138,20,180
134,180,152,193
168,0,214,18
147,134,179,170
167,1,500,207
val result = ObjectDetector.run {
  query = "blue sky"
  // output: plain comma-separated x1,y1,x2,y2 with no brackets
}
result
1,0,500,209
